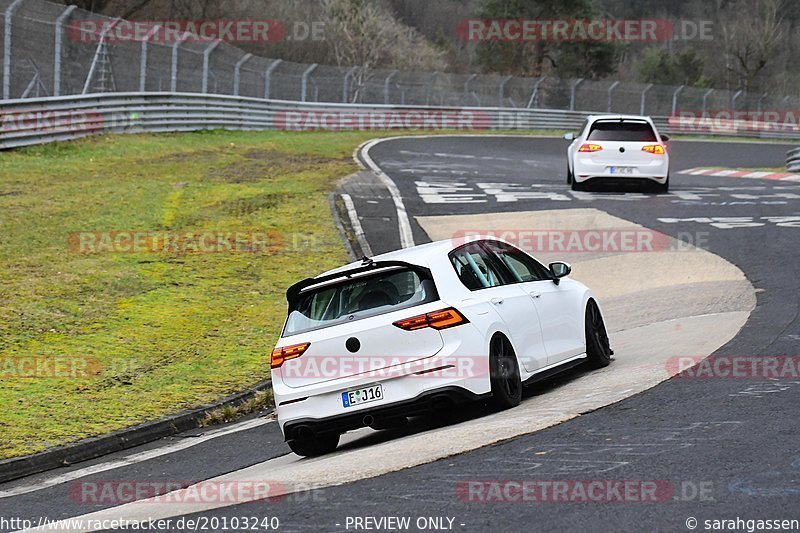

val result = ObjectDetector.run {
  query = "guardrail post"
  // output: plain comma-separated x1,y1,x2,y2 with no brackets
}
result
232,53,253,96
701,88,714,112
342,66,358,103
300,63,318,102
201,40,221,94
3,0,26,100
264,59,281,99
639,83,653,115
569,78,583,111
171,32,190,92
384,70,398,105
139,24,161,92
53,4,77,96
671,85,685,115
498,75,512,107
606,80,620,113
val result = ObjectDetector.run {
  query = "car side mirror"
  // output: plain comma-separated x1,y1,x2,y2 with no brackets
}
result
661,134,670,142
563,132,575,141
549,261,571,285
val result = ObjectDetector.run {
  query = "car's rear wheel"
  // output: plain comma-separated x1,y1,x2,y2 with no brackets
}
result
489,335,522,409
653,174,670,193
571,176,586,191
287,432,340,457
585,300,612,368
566,162,573,184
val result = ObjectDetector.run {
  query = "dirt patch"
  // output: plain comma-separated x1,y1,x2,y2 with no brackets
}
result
213,193,293,216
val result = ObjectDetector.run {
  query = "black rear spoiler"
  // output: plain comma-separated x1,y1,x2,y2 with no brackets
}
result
285,260,432,307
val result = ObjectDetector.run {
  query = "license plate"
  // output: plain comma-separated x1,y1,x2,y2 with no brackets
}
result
609,166,634,175
342,384,383,408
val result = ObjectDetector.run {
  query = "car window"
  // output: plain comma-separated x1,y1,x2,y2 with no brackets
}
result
483,240,552,282
587,120,657,142
449,243,506,291
284,268,434,335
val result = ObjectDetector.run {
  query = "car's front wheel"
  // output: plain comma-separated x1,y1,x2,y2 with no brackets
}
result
489,335,522,409
585,300,612,368
287,432,340,457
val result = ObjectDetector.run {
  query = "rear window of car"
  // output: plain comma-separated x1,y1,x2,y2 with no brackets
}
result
283,267,436,336
587,120,657,142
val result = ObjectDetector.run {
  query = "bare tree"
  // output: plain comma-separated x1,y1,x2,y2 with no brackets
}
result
321,0,445,101
718,0,785,94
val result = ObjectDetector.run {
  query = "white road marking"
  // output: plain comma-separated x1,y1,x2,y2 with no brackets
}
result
356,139,415,248
340,193,373,257
0,417,272,499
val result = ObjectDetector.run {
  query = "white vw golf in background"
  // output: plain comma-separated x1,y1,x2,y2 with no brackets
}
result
271,238,612,456
565,114,670,192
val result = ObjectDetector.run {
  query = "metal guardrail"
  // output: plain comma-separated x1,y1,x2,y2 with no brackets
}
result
2,92,800,150
788,148,800,172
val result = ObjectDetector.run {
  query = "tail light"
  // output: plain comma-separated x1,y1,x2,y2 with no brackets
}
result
271,342,310,368
578,143,602,153
642,144,666,155
393,307,469,331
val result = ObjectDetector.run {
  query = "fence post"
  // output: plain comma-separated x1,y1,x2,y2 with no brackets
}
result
53,4,77,97
82,18,121,94
139,24,161,92
300,63,317,101
732,89,743,109
342,65,358,102
701,88,714,112
171,32,190,92
2,0,26,100
463,73,476,104
569,78,583,111
232,53,252,96
498,75,511,107
526,76,546,108
264,59,282,99
671,85,685,115
606,80,620,113
384,70,397,104
757,92,767,111
201,40,221,94
639,83,653,115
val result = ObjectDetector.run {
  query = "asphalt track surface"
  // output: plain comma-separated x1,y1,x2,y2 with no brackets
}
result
1,136,799,532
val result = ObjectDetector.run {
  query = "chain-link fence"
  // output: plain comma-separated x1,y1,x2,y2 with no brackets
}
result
2,0,799,114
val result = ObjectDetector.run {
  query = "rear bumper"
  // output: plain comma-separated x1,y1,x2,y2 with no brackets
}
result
573,157,669,183
283,386,487,441
273,326,492,438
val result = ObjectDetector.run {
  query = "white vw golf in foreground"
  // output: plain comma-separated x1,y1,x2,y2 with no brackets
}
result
565,114,670,192
271,237,612,456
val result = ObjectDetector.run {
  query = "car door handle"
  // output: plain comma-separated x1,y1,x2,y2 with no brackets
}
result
529,292,541,299
490,297,504,305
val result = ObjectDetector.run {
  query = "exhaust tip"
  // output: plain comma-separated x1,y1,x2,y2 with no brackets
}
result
295,425,315,441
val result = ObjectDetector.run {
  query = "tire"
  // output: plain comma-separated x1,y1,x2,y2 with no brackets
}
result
585,300,612,369
489,335,522,409
566,162,573,184
571,178,586,191
653,174,669,193
287,432,340,457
